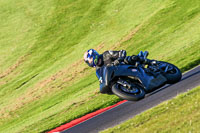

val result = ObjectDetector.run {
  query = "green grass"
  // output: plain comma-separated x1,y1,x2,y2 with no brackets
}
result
101,86,200,133
0,0,200,132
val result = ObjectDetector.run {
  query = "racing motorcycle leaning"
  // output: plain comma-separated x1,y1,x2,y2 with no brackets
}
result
96,51,182,101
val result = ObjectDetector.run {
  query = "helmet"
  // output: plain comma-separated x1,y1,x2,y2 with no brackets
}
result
84,49,99,67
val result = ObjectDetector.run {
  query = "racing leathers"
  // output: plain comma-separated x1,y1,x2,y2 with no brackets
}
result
96,50,136,94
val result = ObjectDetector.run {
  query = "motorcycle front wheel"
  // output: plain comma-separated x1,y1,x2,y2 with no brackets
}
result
112,82,145,101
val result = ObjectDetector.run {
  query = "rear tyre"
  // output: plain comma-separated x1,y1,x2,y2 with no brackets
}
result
112,82,145,101
158,61,182,84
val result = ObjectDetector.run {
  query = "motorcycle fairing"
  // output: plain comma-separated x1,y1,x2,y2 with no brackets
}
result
96,64,167,93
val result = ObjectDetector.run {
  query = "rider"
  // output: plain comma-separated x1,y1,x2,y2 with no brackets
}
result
83,49,153,68
83,49,140,68
84,49,147,94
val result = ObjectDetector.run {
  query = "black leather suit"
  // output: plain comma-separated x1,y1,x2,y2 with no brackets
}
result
96,50,127,94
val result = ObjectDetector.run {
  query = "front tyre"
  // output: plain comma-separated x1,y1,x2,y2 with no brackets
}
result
158,61,182,84
112,83,145,101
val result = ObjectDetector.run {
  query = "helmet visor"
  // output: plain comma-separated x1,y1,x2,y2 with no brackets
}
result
84,56,94,67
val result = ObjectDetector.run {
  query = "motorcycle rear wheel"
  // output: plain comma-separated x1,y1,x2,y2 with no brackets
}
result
112,82,145,101
158,61,182,84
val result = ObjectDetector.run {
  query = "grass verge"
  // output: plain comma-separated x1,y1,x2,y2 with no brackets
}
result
101,86,200,133
0,0,199,132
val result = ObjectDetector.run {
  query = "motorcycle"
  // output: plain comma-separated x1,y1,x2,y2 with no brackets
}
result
96,51,182,101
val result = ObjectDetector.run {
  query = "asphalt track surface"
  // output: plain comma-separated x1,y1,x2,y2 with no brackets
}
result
62,65,200,133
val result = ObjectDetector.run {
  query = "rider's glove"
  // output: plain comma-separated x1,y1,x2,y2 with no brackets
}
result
113,60,120,65
131,55,140,61
113,57,124,65
124,56,131,64
124,55,139,64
